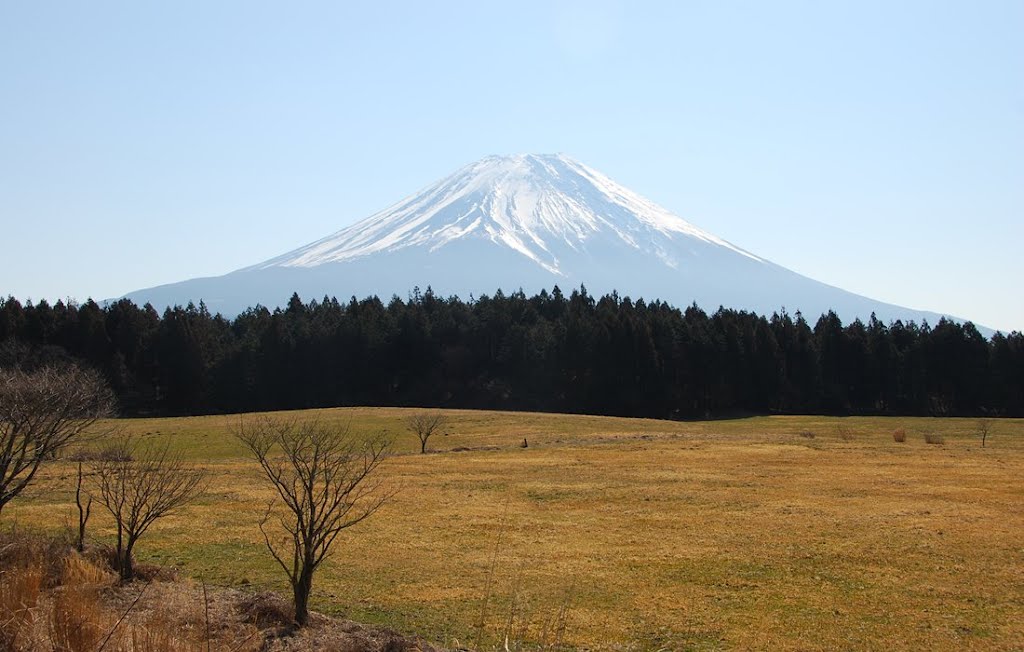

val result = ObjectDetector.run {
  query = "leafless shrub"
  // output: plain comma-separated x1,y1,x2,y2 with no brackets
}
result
0,364,114,516
798,430,816,439
234,416,392,627
68,445,134,463
923,432,945,445
406,412,450,453
892,428,907,443
0,528,76,586
977,419,991,447
92,438,207,581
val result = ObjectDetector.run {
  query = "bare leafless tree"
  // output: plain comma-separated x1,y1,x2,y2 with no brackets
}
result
0,365,114,516
234,417,391,627
406,412,449,454
93,438,207,581
978,419,992,447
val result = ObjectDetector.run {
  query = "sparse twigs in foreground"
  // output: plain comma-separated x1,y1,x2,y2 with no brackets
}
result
473,499,573,652
407,412,450,454
92,438,207,581
0,364,114,516
234,417,392,628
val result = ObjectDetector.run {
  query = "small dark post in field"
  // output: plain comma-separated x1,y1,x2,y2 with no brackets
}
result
234,417,391,628
406,412,449,454
93,438,207,581
0,364,113,517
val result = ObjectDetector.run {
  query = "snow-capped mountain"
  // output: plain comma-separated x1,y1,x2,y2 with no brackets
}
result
251,154,762,275
121,154,970,327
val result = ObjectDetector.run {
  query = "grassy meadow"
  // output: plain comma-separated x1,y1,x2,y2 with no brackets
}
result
4,409,1024,650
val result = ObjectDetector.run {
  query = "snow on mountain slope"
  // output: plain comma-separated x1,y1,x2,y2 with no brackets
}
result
120,153,983,331
250,153,761,275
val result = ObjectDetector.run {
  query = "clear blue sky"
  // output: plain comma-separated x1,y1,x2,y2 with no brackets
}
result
2,1,1021,332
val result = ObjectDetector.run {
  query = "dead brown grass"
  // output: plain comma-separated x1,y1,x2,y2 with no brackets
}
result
0,532,200,652
4,410,1024,650
1,566,42,650
0,531,436,652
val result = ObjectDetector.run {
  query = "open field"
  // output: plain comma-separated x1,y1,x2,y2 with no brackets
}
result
5,409,1024,650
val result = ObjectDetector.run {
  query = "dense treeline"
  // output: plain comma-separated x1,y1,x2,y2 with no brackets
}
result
1,287,1022,418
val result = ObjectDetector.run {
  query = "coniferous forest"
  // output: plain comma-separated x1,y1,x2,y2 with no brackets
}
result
1,287,1021,419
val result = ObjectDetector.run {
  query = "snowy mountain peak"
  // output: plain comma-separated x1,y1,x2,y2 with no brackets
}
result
123,153,979,331
253,153,761,275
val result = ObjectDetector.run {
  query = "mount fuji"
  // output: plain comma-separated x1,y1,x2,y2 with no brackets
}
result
121,154,967,327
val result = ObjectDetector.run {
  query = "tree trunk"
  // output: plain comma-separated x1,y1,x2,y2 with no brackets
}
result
75,462,90,552
420,437,427,454
292,569,313,627
116,525,125,576
76,497,90,552
120,538,136,581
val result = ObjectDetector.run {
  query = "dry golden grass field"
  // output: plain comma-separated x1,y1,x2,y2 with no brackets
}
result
4,409,1024,650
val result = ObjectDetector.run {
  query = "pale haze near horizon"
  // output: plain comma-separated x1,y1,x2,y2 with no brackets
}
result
1,1,1021,332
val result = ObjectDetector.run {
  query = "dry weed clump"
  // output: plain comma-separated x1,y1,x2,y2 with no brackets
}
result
0,530,437,652
1,530,78,585
0,565,42,649
798,430,816,439
47,552,117,650
835,425,855,441
923,432,945,445
238,591,294,628
46,579,108,651
0,531,200,652
893,429,907,443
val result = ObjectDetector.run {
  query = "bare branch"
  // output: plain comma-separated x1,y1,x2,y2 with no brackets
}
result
977,418,992,448
0,364,114,516
406,412,449,454
233,415,392,627
91,436,206,580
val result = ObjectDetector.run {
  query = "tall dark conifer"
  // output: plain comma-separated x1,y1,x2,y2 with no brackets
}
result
0,289,1016,419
